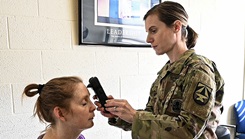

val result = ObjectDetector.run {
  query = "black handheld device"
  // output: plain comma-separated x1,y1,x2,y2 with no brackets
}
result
87,77,109,112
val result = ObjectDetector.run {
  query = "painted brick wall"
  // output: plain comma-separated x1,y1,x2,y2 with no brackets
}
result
0,0,244,138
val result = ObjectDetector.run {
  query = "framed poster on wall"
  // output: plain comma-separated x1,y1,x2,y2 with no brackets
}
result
79,0,160,47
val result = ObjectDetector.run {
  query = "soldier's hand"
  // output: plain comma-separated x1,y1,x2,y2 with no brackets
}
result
105,99,136,123
93,95,117,118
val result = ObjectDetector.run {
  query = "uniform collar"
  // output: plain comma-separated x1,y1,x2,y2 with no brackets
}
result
158,49,195,76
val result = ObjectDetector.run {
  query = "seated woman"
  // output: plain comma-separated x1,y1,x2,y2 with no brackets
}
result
22,76,96,139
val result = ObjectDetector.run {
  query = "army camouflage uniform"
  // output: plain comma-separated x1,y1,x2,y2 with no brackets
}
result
108,49,224,139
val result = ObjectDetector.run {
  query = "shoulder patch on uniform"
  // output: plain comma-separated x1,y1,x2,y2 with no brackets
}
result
193,82,212,105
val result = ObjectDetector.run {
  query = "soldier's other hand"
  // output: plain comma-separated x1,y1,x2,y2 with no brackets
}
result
93,95,117,118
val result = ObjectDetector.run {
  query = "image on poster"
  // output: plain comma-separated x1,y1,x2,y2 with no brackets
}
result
79,0,160,47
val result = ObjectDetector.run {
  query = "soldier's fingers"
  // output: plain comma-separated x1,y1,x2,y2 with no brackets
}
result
107,95,114,99
106,99,127,107
92,95,98,99
94,101,102,107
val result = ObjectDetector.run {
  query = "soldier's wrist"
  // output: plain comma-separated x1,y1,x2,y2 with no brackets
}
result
108,117,119,125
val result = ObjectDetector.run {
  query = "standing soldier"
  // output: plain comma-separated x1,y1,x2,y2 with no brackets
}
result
94,1,224,139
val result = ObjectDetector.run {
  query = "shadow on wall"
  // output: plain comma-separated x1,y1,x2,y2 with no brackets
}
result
71,0,79,45
227,104,236,125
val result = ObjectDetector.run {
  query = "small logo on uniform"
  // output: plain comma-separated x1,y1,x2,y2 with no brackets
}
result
172,99,182,113
193,82,212,105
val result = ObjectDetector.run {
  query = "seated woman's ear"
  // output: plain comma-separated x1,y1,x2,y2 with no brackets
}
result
53,107,66,121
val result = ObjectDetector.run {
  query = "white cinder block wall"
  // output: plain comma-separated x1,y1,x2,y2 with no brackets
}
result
0,0,244,138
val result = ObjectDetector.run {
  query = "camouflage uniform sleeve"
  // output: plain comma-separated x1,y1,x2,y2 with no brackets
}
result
108,117,132,131
212,62,224,106
204,62,224,139
131,64,217,139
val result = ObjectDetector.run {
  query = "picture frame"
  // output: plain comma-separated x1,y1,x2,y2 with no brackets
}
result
78,0,161,47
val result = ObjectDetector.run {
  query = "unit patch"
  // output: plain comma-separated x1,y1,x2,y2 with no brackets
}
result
193,82,212,105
